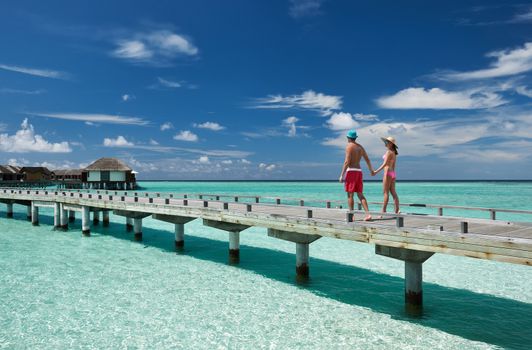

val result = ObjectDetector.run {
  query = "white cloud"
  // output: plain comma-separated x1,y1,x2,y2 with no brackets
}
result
0,88,45,95
0,118,72,153
193,121,225,131
149,139,159,145
197,156,210,164
353,113,379,121
173,130,198,142
440,42,532,80
259,163,277,171
516,85,532,98
0,63,69,80
251,90,342,116
322,112,532,163
121,94,133,101
282,116,299,137
157,77,181,88
289,0,323,18
111,30,198,65
376,87,507,109
326,112,360,130
240,159,251,164
160,122,174,131
103,136,134,147
512,8,532,23
221,160,233,165
31,112,149,125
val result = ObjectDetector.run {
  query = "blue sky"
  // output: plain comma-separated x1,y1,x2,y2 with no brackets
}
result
0,0,531,180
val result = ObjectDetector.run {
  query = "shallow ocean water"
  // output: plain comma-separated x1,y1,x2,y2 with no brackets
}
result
1,181,531,349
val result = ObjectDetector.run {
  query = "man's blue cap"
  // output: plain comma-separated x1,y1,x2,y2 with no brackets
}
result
346,130,357,139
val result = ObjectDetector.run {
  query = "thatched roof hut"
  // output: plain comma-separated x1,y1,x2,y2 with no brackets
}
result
85,158,132,171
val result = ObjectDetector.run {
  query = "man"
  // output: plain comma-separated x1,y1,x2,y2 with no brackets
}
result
338,129,374,221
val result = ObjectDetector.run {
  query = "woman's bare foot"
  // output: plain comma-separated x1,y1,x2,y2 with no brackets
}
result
364,215,372,221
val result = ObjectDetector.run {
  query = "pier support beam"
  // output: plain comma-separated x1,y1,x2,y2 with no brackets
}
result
54,202,61,229
375,245,434,313
31,202,39,226
267,229,321,278
92,209,100,225
81,206,90,236
152,214,195,249
27,205,31,221
203,219,250,263
69,210,75,222
102,210,110,227
60,204,68,230
6,202,13,218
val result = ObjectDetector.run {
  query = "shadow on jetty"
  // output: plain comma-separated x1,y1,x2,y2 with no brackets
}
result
6,212,532,350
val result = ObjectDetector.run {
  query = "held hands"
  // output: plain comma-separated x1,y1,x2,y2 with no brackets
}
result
371,170,376,176
339,175,343,183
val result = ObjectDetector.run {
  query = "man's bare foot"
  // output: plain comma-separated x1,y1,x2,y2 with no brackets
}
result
364,215,372,221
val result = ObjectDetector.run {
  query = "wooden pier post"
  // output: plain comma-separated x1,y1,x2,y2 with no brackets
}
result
54,202,61,229
6,202,13,218
81,206,90,236
126,217,133,231
31,202,39,226
69,210,75,222
133,218,142,241
102,211,110,227
60,204,68,230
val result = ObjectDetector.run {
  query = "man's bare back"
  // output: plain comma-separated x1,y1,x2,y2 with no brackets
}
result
339,131,374,221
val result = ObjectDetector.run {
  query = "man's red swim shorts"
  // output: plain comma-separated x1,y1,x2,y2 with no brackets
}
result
344,169,363,193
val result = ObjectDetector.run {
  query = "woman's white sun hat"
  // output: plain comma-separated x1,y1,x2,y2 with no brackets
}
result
381,136,398,148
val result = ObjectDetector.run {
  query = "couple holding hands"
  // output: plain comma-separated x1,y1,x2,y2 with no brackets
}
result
339,129,399,221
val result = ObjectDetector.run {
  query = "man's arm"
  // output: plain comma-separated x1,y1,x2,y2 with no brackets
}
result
361,146,374,173
339,147,351,182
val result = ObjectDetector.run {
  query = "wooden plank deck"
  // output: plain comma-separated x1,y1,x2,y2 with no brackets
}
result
1,188,531,266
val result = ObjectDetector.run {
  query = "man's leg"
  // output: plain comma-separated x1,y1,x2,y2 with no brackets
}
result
357,192,372,221
347,192,354,211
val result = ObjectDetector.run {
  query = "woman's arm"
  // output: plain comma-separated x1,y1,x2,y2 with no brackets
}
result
372,151,390,175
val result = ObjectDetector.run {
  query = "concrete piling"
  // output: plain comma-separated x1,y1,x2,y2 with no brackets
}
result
133,218,142,241
31,202,39,226
54,202,61,229
81,206,90,236
229,231,240,262
26,205,31,221
296,243,309,277
93,209,100,225
6,203,13,218
175,223,184,248
60,204,68,230
126,217,133,231
69,210,75,222
405,261,423,309
102,211,110,227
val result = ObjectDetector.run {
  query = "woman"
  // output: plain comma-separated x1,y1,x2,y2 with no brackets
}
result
372,136,400,215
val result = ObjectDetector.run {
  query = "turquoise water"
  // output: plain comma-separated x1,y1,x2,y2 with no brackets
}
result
1,181,531,349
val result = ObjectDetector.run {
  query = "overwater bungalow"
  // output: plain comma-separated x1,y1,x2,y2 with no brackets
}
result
0,165,23,183
81,157,136,190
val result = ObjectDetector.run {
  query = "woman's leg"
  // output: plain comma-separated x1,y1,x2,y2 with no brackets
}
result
390,179,400,213
381,175,391,213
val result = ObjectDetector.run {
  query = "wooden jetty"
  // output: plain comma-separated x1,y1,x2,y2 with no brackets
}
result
1,187,531,312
